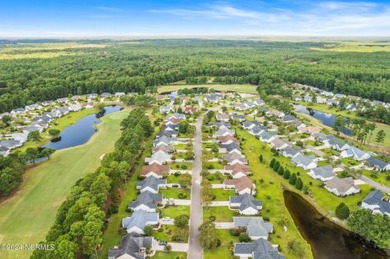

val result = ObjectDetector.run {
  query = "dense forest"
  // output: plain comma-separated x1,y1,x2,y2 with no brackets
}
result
31,108,153,258
0,39,390,112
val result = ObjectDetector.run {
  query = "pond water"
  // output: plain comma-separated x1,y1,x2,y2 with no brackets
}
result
43,105,122,150
294,105,352,135
284,191,388,259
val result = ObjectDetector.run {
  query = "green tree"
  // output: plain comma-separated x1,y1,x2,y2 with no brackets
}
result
48,128,61,139
375,130,386,144
333,115,346,136
41,148,55,160
278,166,284,176
178,120,190,134
273,161,280,172
174,214,189,228
239,232,251,242
144,225,153,236
283,169,291,179
26,147,39,164
335,202,350,220
289,172,296,185
27,130,42,142
179,174,192,189
259,154,264,163
295,177,303,190
199,221,219,249
270,158,276,168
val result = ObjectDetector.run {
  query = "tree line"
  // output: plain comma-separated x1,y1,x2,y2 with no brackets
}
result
31,108,153,258
1,40,390,112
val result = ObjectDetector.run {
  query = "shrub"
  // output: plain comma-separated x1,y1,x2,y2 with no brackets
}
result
178,192,187,199
239,232,251,242
181,164,188,169
335,202,350,220
209,215,216,221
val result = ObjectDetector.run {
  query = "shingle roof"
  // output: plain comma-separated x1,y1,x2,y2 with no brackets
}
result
230,193,262,211
108,233,153,259
234,217,272,237
234,239,284,259
311,165,334,178
362,190,390,215
122,210,158,231
128,191,162,210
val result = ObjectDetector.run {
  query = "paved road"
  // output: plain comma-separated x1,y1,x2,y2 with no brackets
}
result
188,115,204,259
359,175,390,194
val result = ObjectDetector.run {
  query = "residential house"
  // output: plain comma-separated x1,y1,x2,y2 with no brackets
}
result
140,163,170,178
184,106,197,114
270,139,290,150
68,103,82,112
166,113,186,121
292,154,317,170
340,147,370,161
282,115,297,123
270,110,285,118
153,136,177,147
216,113,230,122
25,103,42,111
308,165,335,181
159,105,173,114
214,126,235,138
258,131,276,143
0,139,22,149
222,152,248,165
128,191,163,212
108,233,153,259
229,193,262,215
299,126,320,134
0,146,10,157
136,176,167,194
234,238,284,259
361,190,390,216
231,114,246,122
253,99,265,106
56,97,69,104
224,177,255,195
218,135,239,145
71,95,81,101
281,146,302,158
243,121,259,130
84,103,94,109
325,177,360,196
115,92,126,98
233,217,273,240
144,151,172,165
366,157,390,171
152,145,175,154
101,92,112,98
122,210,159,234
249,126,267,136
326,137,350,151
10,108,26,116
225,164,251,178
220,143,242,155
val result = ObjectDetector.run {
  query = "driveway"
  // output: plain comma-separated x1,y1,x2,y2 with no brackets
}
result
210,201,230,206
307,145,325,157
154,242,189,252
214,222,234,229
359,175,390,194
188,115,204,259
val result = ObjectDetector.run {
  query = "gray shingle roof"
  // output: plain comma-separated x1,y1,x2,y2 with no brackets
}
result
128,191,162,210
108,233,153,259
136,176,166,192
310,165,334,178
229,193,262,211
122,210,158,231
234,217,273,238
234,239,284,259
362,190,390,215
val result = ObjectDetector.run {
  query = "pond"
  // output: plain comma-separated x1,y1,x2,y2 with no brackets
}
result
294,105,352,135
43,105,122,150
284,191,388,259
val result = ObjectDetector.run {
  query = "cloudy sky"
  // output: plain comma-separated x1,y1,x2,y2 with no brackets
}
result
1,0,389,37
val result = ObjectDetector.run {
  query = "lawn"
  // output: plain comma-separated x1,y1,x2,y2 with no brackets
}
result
0,109,130,259
158,84,257,94
152,225,189,243
166,173,192,184
160,187,191,200
205,161,224,170
203,206,235,222
161,205,190,218
174,143,188,150
168,161,193,170
360,170,390,188
154,251,186,259
211,188,236,201
204,229,239,259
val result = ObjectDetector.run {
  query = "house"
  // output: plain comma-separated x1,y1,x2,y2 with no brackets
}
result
128,191,163,212
326,137,350,151
10,108,26,116
193,97,204,107
122,210,159,234
340,147,370,161
214,126,235,138
234,238,284,259
292,154,317,170
210,121,232,128
346,104,359,111
101,92,112,98
25,103,42,111
0,139,22,149
326,99,338,106
84,103,94,109
249,126,267,136
136,176,167,194
156,95,167,101
216,113,230,122
71,95,81,101
233,217,273,240
56,97,69,104
10,132,28,143
166,113,186,121
152,144,175,154
58,107,70,115
235,103,249,111
258,131,276,143
325,177,360,196
220,143,242,155
292,95,302,101
361,190,390,216
316,96,327,104
140,163,170,178
184,106,197,114
41,100,53,106
229,193,262,215
270,110,285,118
308,165,335,181
144,151,172,165
205,93,222,103
0,146,10,157
115,92,126,98
231,114,246,122
281,146,302,158
222,152,248,165
270,139,290,150
366,157,390,171
159,105,173,114
243,121,259,130
23,125,44,134
218,135,239,145
68,103,82,112
258,107,270,115
334,93,347,99
156,128,178,139
225,164,251,178
153,136,177,147
224,177,255,195
166,117,182,126
299,126,320,134
253,99,265,106
108,233,153,259
282,115,297,123
304,95,312,102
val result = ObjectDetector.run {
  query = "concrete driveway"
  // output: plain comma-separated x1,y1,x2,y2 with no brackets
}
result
210,201,230,206
214,222,234,229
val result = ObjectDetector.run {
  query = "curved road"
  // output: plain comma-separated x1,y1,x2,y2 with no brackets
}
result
188,115,203,259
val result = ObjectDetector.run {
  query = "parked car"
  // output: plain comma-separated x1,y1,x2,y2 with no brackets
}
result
158,241,168,246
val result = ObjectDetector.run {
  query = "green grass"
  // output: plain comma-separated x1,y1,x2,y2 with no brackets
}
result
158,84,258,94
211,188,236,201
0,109,130,259
360,170,390,188
203,206,235,222
166,174,192,184
168,162,193,170
205,161,224,170
154,251,187,259
161,205,190,218
204,229,239,259
160,188,191,200
174,144,188,150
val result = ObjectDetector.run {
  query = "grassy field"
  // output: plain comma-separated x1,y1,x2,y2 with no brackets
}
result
0,109,130,259
161,205,190,218
203,206,235,222
310,42,390,52
204,229,239,259
211,188,235,201
160,188,191,200
154,251,186,259
158,84,258,94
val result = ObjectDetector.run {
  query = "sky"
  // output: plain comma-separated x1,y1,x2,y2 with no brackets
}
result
1,0,390,38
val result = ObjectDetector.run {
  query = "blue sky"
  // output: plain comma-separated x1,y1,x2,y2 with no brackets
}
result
1,0,390,37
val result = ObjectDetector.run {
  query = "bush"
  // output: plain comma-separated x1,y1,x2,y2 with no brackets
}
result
335,202,350,220
181,164,188,170
283,169,290,179
206,175,215,181
239,232,251,242
209,215,216,221
295,178,303,190
177,192,187,199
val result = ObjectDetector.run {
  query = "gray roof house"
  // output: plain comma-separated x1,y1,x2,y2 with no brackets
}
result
308,165,335,181
229,193,263,215
0,146,10,157
231,114,246,122
243,120,259,130
145,151,172,165
159,105,173,114
234,217,273,240
153,136,177,147
366,157,390,171
222,152,248,165
108,233,153,259
281,146,302,158
234,238,284,259
361,190,390,216
122,210,159,234
214,126,235,138
101,92,112,98
220,143,242,154
340,147,370,161
128,191,163,212
0,139,22,149
216,113,230,122
166,113,186,120
282,115,297,123
253,99,265,106
292,154,317,170
270,139,290,150
258,131,277,143
325,177,360,196
136,176,167,194
326,136,350,151
249,126,267,136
